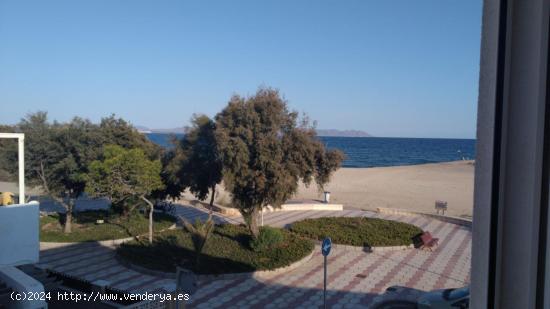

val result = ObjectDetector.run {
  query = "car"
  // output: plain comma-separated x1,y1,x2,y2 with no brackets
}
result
417,286,470,309
371,285,470,309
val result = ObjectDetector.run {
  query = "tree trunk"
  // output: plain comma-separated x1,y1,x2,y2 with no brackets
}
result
63,200,74,233
141,196,154,244
249,206,260,238
209,185,216,208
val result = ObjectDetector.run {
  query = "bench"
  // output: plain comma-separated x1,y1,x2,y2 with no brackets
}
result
435,200,448,215
420,231,439,251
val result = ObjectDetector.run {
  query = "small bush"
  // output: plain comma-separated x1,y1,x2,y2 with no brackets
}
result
250,226,284,252
290,217,422,247
117,224,314,274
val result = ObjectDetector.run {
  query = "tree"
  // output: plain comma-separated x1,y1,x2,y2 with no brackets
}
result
85,145,164,243
6,113,105,233
215,88,344,237
152,145,187,202
98,115,161,159
174,115,223,208
1,112,160,233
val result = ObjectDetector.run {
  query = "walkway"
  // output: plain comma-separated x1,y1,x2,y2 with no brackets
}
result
38,204,471,308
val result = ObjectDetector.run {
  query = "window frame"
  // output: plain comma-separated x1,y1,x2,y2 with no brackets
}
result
471,0,550,308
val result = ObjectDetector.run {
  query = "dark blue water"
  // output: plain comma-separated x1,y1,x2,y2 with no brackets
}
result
146,133,475,168
318,137,475,168
147,133,183,148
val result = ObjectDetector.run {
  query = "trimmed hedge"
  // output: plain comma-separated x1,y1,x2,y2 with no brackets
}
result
290,217,422,247
117,224,314,274
40,210,176,242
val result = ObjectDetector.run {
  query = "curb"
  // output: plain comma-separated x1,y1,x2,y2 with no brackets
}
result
376,207,472,228
330,243,414,253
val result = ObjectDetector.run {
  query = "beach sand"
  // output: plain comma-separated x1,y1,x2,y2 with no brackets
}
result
207,160,475,218
294,160,475,217
1,160,475,218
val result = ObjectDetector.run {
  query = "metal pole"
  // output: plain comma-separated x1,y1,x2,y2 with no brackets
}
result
324,255,327,309
18,136,25,204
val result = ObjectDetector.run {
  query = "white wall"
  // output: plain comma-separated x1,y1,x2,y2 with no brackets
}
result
0,202,39,267
0,267,46,309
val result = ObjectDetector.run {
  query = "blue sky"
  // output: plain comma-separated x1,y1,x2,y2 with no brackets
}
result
0,1,482,138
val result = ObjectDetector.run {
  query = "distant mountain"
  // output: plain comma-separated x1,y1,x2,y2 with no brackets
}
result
135,126,153,133
138,125,371,138
316,129,372,137
136,126,186,134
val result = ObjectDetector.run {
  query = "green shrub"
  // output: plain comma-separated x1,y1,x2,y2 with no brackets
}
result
250,226,284,252
117,224,314,274
290,217,422,247
40,210,176,242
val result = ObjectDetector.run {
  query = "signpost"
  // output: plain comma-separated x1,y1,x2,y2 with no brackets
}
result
321,237,332,309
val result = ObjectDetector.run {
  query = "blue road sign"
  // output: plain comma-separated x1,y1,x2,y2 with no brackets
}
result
322,237,332,256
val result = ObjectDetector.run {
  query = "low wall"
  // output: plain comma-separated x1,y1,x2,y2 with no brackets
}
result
376,207,472,228
330,243,414,253
279,203,343,211
0,266,46,309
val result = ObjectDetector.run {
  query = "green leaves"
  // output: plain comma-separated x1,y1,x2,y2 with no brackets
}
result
1,112,160,203
157,114,223,204
85,145,164,207
250,226,284,252
214,87,344,236
117,224,314,274
180,213,215,266
290,217,423,247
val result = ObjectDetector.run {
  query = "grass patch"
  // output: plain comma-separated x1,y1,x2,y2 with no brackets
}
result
117,224,314,274
40,210,176,242
290,217,422,247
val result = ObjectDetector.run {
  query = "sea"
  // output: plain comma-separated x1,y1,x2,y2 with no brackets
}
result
146,133,476,168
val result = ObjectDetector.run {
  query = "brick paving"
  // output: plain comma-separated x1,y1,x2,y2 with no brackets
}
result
38,204,471,308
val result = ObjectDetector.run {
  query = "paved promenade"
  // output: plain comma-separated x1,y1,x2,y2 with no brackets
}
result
38,205,471,308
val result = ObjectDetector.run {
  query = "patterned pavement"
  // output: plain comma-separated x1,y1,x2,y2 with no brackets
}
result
38,204,471,308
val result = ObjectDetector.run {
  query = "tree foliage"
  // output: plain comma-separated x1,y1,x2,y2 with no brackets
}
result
86,145,164,243
157,115,223,207
153,144,186,201
98,115,161,159
215,88,344,237
179,115,223,206
6,113,105,232
0,112,159,233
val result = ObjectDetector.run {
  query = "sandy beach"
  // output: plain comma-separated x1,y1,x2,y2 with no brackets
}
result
294,160,475,217
1,160,475,218
204,160,475,218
